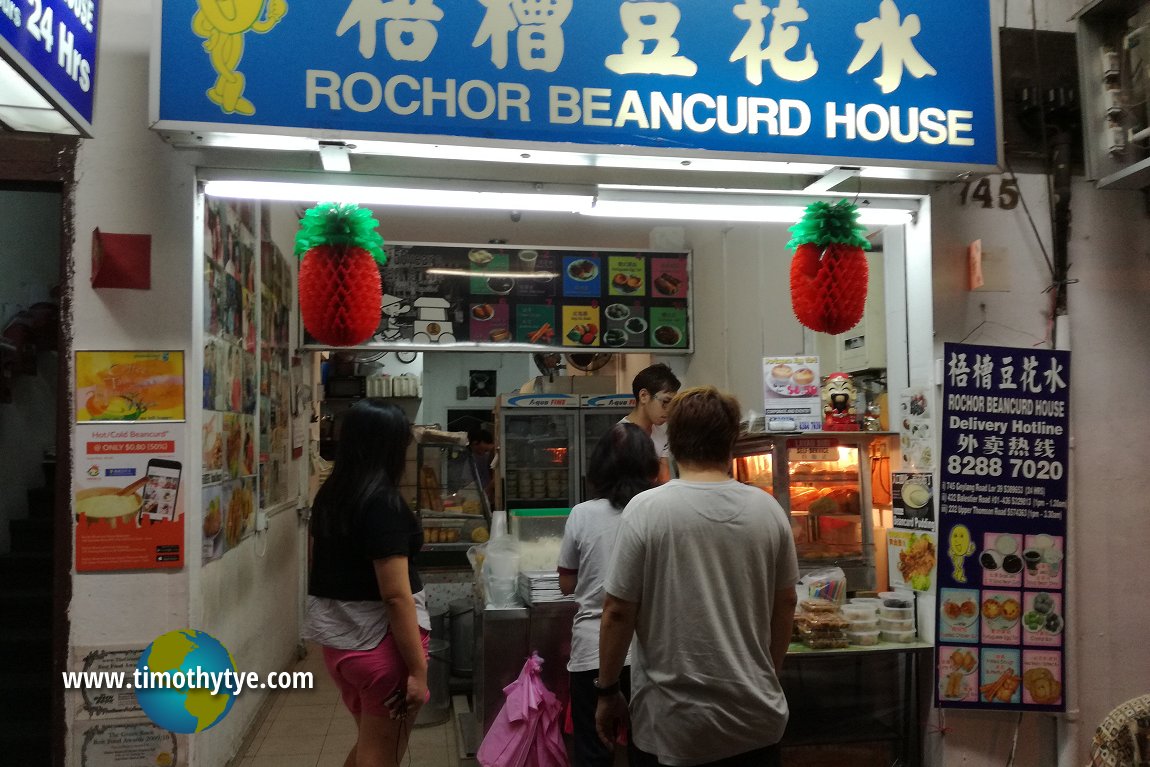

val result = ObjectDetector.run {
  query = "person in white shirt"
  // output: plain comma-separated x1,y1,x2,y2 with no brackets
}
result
558,423,659,767
620,363,680,483
596,386,800,767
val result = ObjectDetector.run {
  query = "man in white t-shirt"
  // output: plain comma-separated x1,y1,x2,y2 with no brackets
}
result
596,386,800,767
620,363,680,483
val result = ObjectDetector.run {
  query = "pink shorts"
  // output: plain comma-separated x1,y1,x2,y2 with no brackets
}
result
323,630,430,717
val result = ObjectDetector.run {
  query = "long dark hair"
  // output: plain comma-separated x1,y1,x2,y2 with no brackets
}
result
587,423,659,510
312,398,412,535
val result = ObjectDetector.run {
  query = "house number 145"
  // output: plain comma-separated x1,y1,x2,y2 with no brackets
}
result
960,176,1020,211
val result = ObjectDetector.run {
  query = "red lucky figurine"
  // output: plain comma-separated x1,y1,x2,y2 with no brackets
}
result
822,372,860,431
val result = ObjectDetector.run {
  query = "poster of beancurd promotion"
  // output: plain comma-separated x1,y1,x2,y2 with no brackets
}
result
74,423,186,572
762,356,822,432
888,472,937,592
936,343,1070,712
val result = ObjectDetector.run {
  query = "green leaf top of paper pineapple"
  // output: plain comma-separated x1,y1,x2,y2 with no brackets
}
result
294,203,386,265
786,200,871,251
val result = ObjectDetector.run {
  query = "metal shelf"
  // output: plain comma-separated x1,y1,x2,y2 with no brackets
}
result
422,542,474,552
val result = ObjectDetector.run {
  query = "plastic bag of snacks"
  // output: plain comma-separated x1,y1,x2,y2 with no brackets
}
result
801,567,847,604
794,609,851,649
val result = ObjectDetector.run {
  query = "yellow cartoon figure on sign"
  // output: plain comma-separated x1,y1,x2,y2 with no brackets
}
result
192,0,288,116
948,524,976,583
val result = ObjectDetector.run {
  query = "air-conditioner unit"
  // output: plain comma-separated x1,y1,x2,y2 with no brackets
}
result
814,250,887,374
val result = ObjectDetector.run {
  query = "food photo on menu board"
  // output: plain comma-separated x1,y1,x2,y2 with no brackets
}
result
299,243,691,352
934,342,1071,712
888,472,937,593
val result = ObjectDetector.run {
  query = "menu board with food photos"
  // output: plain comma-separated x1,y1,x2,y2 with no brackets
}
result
302,243,692,352
936,342,1071,713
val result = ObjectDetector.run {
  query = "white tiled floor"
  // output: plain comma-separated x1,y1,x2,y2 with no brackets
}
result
236,645,459,767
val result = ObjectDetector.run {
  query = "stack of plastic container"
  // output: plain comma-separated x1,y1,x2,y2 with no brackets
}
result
878,590,917,643
842,600,881,646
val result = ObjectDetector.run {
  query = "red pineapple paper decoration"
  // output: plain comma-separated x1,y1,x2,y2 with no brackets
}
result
295,203,386,346
787,201,871,335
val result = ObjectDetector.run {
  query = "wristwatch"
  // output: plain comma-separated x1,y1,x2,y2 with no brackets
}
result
593,678,620,697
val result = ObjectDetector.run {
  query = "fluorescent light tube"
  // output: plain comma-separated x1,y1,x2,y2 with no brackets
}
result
588,188,915,225
588,200,811,223
427,268,558,280
203,179,594,213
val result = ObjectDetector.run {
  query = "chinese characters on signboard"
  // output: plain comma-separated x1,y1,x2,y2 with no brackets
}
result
158,1,999,169
936,343,1070,712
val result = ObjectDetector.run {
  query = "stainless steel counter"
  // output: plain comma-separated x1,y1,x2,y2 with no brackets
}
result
474,601,576,735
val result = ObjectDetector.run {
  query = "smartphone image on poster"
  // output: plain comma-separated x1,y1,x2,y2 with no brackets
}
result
141,459,182,522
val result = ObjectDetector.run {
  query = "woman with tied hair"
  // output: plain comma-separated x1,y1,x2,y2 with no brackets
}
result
558,422,659,766
304,399,429,767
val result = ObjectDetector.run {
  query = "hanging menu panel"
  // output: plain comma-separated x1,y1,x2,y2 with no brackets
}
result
306,243,692,353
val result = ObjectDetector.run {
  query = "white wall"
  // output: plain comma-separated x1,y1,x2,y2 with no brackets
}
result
0,189,59,554
68,3,301,766
192,200,305,763
420,352,535,429
69,0,197,656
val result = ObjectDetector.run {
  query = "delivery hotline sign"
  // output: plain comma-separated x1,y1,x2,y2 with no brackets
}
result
936,343,1070,712
155,0,999,170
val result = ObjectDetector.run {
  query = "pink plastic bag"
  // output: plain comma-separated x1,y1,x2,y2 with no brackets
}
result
477,653,568,767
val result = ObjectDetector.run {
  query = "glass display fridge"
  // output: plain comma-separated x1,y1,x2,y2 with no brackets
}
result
578,393,635,500
732,432,898,591
496,394,580,512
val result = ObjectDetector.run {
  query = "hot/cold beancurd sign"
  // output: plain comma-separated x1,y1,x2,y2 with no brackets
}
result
936,343,1070,712
155,0,999,169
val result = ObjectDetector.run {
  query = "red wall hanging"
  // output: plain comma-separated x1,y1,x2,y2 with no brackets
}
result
787,201,871,336
295,203,385,347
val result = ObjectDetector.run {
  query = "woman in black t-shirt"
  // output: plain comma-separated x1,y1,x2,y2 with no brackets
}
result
304,399,429,766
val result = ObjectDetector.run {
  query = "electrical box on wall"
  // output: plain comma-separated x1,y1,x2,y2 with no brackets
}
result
1076,0,1150,187
814,251,887,374
1000,29,1082,168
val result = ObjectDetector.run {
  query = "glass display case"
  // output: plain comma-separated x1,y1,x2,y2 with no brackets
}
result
495,393,639,511
413,432,491,551
496,394,580,512
578,394,635,500
733,432,898,591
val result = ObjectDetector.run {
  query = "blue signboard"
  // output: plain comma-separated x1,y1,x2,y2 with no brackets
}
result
0,0,99,134
156,0,999,169
936,343,1070,712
